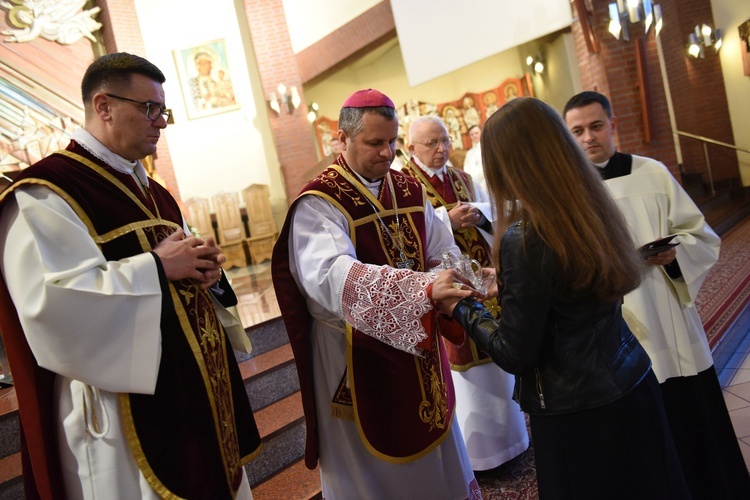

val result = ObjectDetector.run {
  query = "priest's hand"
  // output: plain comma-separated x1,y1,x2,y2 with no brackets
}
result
449,201,481,230
153,229,224,287
431,269,483,316
196,236,227,290
645,246,677,266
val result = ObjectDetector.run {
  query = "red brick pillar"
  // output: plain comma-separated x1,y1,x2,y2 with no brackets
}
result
96,0,182,202
241,0,319,204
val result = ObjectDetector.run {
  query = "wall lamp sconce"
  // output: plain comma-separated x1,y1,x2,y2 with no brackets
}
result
526,54,544,75
688,23,722,58
307,102,319,123
608,0,663,41
268,83,301,115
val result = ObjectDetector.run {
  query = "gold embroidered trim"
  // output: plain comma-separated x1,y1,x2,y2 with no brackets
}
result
0,165,181,251
331,403,356,421
448,356,493,372
98,219,179,245
0,178,99,246
414,349,448,432
331,368,354,421
120,394,185,500
56,150,158,219
295,189,356,247
347,324,454,464
403,161,474,211
240,442,264,467
169,283,241,492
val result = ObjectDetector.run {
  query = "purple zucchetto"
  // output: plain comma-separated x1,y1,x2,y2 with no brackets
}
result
342,89,395,109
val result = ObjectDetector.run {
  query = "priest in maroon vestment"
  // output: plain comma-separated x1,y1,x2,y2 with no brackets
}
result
272,89,482,499
0,52,260,499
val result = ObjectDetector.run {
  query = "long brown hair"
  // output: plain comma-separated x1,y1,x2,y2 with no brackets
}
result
481,97,643,300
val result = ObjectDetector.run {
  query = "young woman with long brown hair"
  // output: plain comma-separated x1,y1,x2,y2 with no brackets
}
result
434,97,689,499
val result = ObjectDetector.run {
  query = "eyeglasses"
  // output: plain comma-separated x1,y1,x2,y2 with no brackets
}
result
105,93,172,122
413,137,452,149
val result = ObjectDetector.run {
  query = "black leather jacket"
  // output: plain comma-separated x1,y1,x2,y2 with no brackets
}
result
453,222,651,416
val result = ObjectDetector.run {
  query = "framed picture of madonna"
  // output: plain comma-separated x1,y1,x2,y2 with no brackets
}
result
173,39,240,119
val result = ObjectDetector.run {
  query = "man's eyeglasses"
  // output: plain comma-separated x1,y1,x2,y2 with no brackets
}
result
413,138,452,149
105,93,172,122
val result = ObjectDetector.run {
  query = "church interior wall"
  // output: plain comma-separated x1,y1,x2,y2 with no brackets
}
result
2,0,747,214
568,0,746,189
132,0,283,207
514,32,581,114
662,0,737,184
302,29,581,144
711,0,750,185
283,0,381,54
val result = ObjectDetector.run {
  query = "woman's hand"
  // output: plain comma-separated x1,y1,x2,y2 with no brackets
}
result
479,267,499,299
431,270,483,316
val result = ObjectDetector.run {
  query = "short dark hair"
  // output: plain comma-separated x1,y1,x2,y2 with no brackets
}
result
563,91,612,120
468,124,481,133
338,107,397,139
81,53,166,104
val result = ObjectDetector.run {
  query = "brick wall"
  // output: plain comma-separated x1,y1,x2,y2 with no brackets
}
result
96,0,182,202
570,0,738,184
240,0,319,203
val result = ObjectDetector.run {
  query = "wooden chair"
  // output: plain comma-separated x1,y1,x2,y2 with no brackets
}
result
184,197,214,240
241,184,277,265
212,191,249,269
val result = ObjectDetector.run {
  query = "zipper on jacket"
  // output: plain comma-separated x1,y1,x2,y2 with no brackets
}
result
534,367,546,409
514,374,522,402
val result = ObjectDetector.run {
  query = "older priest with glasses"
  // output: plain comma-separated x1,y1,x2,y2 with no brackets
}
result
0,53,260,499
273,89,482,499
401,116,529,473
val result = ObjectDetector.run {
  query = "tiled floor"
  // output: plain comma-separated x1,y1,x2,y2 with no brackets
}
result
719,318,750,470
226,262,280,329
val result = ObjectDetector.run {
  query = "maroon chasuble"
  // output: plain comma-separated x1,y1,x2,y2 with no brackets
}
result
402,159,499,370
272,157,456,467
0,142,261,499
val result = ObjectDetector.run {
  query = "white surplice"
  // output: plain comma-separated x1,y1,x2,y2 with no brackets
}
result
288,172,478,500
0,130,252,499
605,155,721,383
463,143,487,195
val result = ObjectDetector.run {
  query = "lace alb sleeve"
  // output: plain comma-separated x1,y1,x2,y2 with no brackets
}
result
342,262,437,356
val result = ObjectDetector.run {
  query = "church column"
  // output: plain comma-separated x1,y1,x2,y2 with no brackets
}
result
240,0,319,204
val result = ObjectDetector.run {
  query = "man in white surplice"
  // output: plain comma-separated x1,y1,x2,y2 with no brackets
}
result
462,125,487,195
565,91,750,498
0,53,259,499
272,89,483,499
